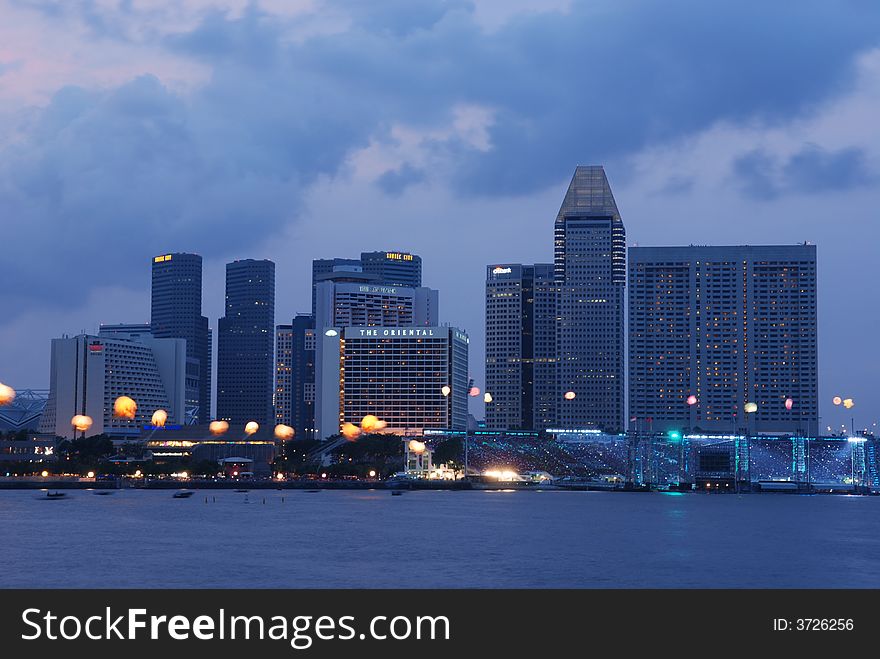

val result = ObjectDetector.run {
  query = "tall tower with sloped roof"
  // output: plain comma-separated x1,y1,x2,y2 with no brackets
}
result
554,166,626,432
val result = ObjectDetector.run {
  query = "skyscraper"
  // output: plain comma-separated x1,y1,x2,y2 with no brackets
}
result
485,263,557,430
360,251,422,287
216,259,276,425
554,166,626,433
288,251,430,440
151,253,211,423
628,244,819,434
274,314,316,440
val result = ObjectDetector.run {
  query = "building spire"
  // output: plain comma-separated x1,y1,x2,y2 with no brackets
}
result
555,165,620,223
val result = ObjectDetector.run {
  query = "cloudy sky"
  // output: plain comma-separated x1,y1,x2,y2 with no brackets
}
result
0,0,878,431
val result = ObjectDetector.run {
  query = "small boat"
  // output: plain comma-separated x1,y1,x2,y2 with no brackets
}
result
234,489,250,493
391,490,404,496
172,491,194,499
93,490,115,496
305,489,321,493
45,491,67,499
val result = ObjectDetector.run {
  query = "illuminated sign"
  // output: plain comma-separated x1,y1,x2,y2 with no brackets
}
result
492,266,513,275
153,254,173,263
352,328,437,338
88,342,103,353
358,285,398,295
386,252,414,261
324,329,338,337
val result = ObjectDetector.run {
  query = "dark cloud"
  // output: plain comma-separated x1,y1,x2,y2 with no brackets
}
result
784,144,874,192
733,144,874,199
732,149,781,200
2,0,880,315
376,163,426,195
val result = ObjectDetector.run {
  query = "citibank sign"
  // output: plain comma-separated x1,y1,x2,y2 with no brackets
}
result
492,266,513,275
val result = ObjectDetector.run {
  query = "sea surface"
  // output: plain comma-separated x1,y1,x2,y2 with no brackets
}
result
1,489,878,588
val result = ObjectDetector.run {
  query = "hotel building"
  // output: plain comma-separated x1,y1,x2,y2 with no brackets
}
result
39,326,187,439
315,326,469,440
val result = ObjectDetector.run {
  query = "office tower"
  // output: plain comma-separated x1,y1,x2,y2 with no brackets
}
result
39,329,187,439
628,244,819,434
484,264,557,430
554,166,626,433
150,253,211,423
216,259,275,425
360,251,422,287
315,326,469,440
275,325,293,426
275,314,316,440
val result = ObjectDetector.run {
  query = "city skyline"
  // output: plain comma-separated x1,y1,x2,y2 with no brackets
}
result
0,1,878,433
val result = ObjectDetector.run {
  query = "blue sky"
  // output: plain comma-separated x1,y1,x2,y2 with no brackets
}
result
0,0,878,431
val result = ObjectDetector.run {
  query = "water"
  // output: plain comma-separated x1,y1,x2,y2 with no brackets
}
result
1,489,879,588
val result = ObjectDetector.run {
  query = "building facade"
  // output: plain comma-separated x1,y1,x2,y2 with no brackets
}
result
628,244,819,434
314,280,438,331
554,166,626,433
39,330,187,439
216,259,276,425
274,324,293,427
484,263,557,430
150,253,211,423
360,251,422,287
315,326,469,440
274,315,316,440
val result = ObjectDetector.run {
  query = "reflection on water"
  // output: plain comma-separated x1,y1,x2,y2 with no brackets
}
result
1,490,879,588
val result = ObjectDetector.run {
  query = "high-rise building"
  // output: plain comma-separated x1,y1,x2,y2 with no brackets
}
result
150,253,211,423
314,279,438,330
39,329,187,439
360,251,422,287
628,244,819,434
554,166,626,433
294,251,432,440
484,263,557,430
275,325,293,426
216,259,275,425
274,314,316,440
315,326,469,440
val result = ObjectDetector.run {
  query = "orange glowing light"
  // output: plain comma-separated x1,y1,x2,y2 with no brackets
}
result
843,398,855,409
274,424,295,440
564,391,576,400
244,421,259,435
744,402,758,414
342,422,361,440
361,415,387,433
71,415,93,432
209,420,230,436
833,396,842,406
408,440,426,454
0,383,15,406
686,395,697,406
785,398,793,411
151,409,168,428
484,392,493,403
468,387,480,397
113,396,137,419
